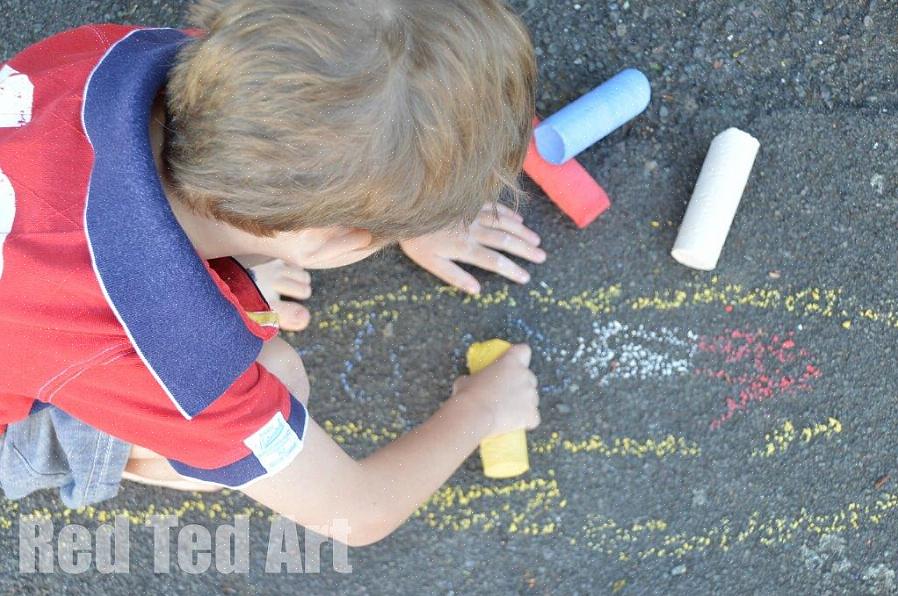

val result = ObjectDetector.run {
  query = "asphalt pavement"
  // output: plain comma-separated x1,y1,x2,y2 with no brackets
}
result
2,1,898,594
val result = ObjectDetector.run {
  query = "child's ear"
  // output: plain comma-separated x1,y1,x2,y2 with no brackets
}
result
345,228,375,250
315,227,374,253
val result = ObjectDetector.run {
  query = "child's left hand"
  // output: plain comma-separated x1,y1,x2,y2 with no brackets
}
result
399,203,546,295
250,259,313,332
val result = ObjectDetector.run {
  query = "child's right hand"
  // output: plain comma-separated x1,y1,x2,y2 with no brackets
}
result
245,341,540,547
451,344,540,437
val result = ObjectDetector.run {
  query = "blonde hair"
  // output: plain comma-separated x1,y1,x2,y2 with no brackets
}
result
163,0,536,241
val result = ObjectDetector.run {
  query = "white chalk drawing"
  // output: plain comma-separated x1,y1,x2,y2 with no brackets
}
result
548,320,698,385
0,65,33,128
0,168,13,280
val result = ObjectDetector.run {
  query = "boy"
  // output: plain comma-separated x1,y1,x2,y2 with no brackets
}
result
0,0,543,546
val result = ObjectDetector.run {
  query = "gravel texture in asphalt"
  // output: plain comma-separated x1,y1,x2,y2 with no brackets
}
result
2,1,898,594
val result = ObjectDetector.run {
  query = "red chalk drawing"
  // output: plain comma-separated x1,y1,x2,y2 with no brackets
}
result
695,329,821,429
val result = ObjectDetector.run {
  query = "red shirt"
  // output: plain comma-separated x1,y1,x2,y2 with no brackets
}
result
0,25,308,487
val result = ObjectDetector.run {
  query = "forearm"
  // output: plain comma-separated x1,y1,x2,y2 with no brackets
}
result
353,395,492,540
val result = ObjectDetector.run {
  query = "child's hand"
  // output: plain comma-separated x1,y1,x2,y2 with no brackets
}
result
451,344,540,437
399,203,546,295
250,259,313,332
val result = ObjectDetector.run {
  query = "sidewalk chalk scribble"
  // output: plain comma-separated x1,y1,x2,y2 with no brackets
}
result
695,329,822,429
751,417,842,458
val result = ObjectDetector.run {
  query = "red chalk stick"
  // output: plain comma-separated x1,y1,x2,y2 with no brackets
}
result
523,117,611,228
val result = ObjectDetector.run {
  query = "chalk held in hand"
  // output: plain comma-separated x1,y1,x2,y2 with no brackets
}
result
466,339,529,479
534,68,651,165
671,127,760,271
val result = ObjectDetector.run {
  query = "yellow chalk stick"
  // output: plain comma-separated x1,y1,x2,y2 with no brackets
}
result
466,339,530,479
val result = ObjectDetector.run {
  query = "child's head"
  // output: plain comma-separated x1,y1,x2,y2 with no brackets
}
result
163,0,536,255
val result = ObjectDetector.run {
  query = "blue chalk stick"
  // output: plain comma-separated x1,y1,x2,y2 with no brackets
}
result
534,68,651,165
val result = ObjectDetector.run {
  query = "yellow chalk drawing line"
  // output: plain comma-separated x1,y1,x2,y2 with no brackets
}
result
532,431,701,458
579,492,898,561
626,283,842,318
752,417,842,458
313,278,898,332
3,476,565,538
324,417,842,459
324,420,401,445
413,472,564,535
325,422,701,459
315,285,449,330
300,417,842,459
6,498,266,528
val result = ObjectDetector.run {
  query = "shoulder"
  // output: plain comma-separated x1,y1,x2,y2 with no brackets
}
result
6,25,141,73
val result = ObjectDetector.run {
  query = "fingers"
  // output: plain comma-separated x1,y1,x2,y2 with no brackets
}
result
483,202,524,223
452,375,470,394
413,255,482,295
280,263,311,285
273,277,312,300
525,371,540,430
252,260,312,296
457,246,531,284
471,226,546,264
247,259,314,332
274,300,311,332
506,343,532,367
477,209,541,247
526,370,538,388
526,408,541,431
511,350,540,431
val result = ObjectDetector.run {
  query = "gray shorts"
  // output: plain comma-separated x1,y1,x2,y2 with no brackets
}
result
0,404,131,508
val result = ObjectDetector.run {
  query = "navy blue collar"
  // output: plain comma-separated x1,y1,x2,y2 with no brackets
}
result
83,28,262,419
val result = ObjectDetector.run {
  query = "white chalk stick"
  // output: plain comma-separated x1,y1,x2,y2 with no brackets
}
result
671,127,760,271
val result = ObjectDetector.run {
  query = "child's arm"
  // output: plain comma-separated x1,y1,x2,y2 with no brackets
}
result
243,344,539,547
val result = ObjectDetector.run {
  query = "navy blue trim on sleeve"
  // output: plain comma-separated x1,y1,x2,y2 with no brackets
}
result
167,396,308,488
168,451,269,488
